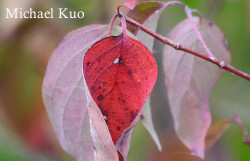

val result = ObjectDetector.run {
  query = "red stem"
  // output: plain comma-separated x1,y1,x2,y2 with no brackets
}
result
108,14,119,36
124,15,250,81
117,4,122,17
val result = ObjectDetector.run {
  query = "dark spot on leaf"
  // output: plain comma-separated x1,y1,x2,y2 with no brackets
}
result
102,110,107,114
98,86,101,89
130,119,133,123
101,82,106,86
102,89,106,92
122,100,125,103
101,110,108,119
208,22,213,26
128,70,132,74
112,112,115,114
130,110,137,120
117,126,120,131
87,62,91,66
97,94,104,101
121,81,125,84
118,98,120,100
124,107,128,111
119,58,124,64
91,86,95,91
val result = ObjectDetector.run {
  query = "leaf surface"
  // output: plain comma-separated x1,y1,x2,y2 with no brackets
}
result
42,25,110,161
163,17,231,159
123,0,136,10
83,20,157,152
140,99,162,151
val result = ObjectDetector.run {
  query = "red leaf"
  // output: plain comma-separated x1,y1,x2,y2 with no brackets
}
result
83,22,157,146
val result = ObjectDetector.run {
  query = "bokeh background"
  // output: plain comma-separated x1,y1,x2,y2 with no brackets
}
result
0,0,250,161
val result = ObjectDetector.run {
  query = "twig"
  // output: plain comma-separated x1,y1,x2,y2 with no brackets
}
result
164,1,215,58
124,15,250,81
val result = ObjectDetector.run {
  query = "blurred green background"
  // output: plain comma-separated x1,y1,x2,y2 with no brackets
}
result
0,0,249,161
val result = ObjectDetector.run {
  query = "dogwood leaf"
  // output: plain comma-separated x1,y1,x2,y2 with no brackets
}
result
163,17,231,159
42,25,114,161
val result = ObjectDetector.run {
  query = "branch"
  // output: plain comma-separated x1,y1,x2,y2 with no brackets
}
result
124,15,250,81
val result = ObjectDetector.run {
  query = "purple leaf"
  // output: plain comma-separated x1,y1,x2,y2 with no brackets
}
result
140,98,162,151
116,128,134,160
42,25,110,161
116,107,142,160
85,83,119,161
123,0,136,10
162,17,231,159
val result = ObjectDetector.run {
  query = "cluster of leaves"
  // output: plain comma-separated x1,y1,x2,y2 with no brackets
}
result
42,0,250,161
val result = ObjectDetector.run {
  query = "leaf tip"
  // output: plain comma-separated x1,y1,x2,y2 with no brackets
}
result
191,148,205,160
157,144,162,152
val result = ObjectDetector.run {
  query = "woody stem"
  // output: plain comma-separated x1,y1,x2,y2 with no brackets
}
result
124,15,250,81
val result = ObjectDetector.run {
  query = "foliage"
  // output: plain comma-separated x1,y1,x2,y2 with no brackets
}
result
0,0,250,161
